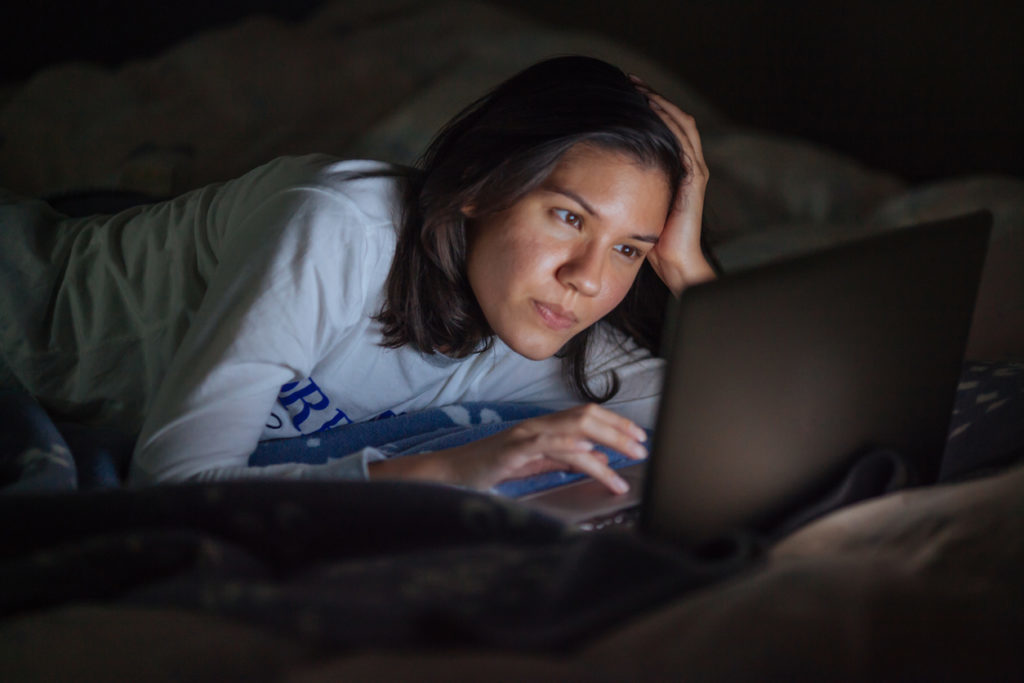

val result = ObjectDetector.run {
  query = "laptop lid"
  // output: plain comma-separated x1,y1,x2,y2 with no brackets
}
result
640,210,992,546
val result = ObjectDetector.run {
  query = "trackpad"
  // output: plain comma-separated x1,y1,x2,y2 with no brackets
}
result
514,463,647,524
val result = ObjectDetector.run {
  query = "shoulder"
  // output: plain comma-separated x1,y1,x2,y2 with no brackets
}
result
192,157,410,330
586,324,660,370
218,155,409,229
254,154,407,199
214,155,411,259
254,154,403,204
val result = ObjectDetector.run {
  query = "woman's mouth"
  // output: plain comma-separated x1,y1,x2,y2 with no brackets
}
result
533,300,578,330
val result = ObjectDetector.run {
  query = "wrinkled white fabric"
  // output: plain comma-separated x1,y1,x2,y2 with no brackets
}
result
1,155,663,485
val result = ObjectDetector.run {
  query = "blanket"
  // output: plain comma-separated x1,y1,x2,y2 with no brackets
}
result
1,361,1021,655
1,395,752,651
0,478,747,650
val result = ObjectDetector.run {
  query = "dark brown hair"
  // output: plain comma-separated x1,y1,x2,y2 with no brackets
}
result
375,56,688,401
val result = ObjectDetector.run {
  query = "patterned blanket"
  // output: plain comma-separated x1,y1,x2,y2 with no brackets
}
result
5,361,1020,495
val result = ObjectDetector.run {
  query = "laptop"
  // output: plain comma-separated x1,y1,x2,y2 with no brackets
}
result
517,211,992,546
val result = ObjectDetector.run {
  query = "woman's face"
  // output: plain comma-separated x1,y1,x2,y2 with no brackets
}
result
465,143,672,360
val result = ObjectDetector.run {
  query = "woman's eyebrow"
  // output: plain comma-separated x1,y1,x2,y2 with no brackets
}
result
540,182,660,243
540,183,599,217
632,233,660,244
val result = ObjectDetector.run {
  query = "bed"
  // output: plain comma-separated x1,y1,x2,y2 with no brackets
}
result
2,1,1023,679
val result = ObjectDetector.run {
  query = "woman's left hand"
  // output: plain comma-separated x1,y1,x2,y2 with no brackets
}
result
631,76,717,297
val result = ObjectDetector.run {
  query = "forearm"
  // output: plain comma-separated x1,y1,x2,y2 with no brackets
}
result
660,244,717,298
366,448,456,484
133,446,386,485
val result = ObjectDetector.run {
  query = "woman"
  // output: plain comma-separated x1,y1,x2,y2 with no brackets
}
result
0,56,715,492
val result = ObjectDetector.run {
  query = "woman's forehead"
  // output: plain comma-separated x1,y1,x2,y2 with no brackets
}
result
540,144,672,218
551,142,668,184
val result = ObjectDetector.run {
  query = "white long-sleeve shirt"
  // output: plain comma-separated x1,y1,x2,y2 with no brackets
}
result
1,155,663,484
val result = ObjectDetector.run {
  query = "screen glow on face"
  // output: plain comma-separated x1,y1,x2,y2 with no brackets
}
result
465,143,671,360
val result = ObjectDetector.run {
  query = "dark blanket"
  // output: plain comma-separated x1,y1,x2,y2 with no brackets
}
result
0,360,1021,650
0,479,757,649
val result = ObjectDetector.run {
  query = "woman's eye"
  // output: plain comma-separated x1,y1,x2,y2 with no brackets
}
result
615,244,642,259
554,209,582,229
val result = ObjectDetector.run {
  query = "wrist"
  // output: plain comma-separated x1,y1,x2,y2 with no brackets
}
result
681,244,716,286
367,449,455,484
656,246,715,298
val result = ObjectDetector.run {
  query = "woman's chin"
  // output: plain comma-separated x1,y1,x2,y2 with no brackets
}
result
500,331,570,361
511,343,561,361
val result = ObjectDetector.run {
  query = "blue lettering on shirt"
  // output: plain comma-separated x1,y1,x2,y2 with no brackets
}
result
278,377,352,433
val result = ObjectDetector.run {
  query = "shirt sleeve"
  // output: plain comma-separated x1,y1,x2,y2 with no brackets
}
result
182,446,387,483
129,186,382,485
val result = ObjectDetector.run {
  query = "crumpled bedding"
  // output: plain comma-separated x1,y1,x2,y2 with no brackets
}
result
1,1,1023,678
0,0,726,201
0,361,1021,679
4,0,1022,359
294,464,1022,681
0,0,901,235
1,465,1021,680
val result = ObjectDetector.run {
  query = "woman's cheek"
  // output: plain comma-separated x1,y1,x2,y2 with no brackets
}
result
596,273,635,316
614,266,643,298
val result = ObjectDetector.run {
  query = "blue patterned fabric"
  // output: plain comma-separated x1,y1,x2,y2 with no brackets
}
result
0,389,76,492
942,360,1024,480
2,362,1022,495
250,402,641,497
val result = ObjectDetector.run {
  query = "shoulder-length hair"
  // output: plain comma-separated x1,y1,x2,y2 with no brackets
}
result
375,55,690,402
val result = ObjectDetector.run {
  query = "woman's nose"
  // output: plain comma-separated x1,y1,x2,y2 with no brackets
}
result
557,245,603,297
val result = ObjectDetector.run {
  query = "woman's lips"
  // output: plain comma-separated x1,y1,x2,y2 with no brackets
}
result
533,300,578,330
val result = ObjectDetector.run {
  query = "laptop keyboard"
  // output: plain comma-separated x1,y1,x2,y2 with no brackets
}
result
577,506,642,532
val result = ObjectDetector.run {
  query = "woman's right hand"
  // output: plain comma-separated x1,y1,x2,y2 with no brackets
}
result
367,403,649,494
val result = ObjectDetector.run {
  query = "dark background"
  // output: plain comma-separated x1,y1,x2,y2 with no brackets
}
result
2,0,1021,183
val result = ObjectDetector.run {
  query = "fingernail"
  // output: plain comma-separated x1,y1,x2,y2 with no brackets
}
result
577,440,596,451
612,477,629,494
633,444,649,459
633,426,648,442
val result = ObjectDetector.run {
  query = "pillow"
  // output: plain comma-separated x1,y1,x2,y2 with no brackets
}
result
870,176,1024,361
